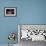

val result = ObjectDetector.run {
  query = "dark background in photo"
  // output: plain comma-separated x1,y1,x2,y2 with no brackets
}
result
6,9,14,14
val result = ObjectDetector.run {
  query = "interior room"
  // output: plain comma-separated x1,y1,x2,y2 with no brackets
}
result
0,0,46,46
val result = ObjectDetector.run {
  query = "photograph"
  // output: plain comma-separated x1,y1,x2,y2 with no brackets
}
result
4,7,16,16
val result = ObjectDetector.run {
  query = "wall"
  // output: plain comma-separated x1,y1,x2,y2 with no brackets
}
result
0,0,46,44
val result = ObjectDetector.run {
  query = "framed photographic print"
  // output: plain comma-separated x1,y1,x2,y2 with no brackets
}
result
4,7,16,16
